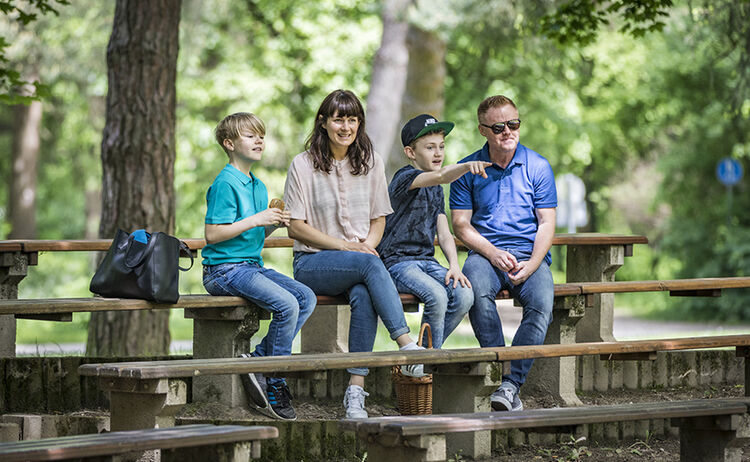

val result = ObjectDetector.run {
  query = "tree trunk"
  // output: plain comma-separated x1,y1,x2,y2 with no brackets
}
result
387,26,447,171
87,0,181,357
365,0,411,179
8,77,42,239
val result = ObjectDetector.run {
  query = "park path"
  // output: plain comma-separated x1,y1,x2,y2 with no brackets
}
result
483,300,750,341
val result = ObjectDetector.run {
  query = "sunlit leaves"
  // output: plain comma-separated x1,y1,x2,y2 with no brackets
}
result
541,0,673,45
0,0,69,102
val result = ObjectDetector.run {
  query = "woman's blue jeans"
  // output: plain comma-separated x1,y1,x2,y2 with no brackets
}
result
203,262,316,384
293,250,410,376
462,251,554,389
388,259,473,348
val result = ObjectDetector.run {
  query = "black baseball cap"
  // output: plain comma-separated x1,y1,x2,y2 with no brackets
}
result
401,114,455,147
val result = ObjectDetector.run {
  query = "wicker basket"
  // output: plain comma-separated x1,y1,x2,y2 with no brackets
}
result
392,323,433,415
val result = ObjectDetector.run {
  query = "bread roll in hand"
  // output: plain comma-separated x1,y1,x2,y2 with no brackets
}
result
269,198,285,210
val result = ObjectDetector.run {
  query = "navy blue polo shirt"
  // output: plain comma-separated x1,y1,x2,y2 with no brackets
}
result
377,165,444,268
449,142,557,263
202,164,268,266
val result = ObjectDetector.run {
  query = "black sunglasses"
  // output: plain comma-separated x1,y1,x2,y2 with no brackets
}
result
480,119,521,134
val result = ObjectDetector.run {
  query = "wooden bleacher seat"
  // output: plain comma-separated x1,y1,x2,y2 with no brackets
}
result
77,334,750,437
0,424,278,462
340,398,750,462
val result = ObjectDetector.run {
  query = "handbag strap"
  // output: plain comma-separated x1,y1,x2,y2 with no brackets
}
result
417,323,433,349
178,240,194,271
123,232,155,269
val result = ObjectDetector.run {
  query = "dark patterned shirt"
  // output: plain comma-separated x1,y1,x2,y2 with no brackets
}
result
377,165,445,268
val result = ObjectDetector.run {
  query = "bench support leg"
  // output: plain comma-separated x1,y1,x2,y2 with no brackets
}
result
187,307,265,408
566,244,623,343
430,361,498,460
365,433,446,462
738,347,749,397
103,378,187,431
524,295,585,407
673,414,750,462
301,304,350,353
163,441,256,461
0,251,30,358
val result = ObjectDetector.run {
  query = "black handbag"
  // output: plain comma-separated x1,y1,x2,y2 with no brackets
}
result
90,229,193,303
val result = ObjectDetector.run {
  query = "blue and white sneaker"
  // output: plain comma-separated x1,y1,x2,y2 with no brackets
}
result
491,382,523,412
238,354,296,420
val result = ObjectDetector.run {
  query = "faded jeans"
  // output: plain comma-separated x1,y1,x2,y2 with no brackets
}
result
462,250,554,389
203,262,316,384
388,259,473,348
293,250,410,376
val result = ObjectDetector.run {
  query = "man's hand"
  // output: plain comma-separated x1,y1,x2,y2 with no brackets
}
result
445,266,472,288
508,260,541,285
489,248,518,272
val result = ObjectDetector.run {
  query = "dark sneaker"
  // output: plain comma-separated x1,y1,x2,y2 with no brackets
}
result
239,354,269,411
265,382,297,420
491,383,523,411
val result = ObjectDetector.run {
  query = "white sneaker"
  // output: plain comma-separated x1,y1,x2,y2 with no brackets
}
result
401,363,426,377
400,343,426,378
343,385,369,419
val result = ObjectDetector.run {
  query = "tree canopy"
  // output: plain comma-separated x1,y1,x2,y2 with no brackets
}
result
1,0,749,326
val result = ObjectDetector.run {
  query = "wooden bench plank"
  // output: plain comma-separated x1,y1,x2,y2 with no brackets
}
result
0,424,278,461
78,334,750,380
487,335,750,361
0,284,585,316
0,295,254,315
0,242,23,252
79,348,499,379
342,399,748,436
577,277,750,294
1,233,648,253
17,239,207,252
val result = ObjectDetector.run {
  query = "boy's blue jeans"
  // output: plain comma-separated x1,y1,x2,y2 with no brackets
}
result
462,251,554,389
387,259,473,348
293,250,410,376
203,262,316,384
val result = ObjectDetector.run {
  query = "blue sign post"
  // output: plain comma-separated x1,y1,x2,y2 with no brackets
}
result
716,158,743,186
716,157,744,227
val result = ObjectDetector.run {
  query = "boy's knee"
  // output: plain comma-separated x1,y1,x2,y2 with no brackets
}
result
301,287,317,309
424,288,449,310
456,288,474,311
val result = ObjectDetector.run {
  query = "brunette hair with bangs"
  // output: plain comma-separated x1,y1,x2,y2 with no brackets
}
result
305,89,373,175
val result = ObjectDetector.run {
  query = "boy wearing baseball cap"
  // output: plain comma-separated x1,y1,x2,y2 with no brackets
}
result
377,114,491,347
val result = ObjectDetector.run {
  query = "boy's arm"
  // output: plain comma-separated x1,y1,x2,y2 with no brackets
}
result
409,161,492,190
205,208,288,244
436,214,471,288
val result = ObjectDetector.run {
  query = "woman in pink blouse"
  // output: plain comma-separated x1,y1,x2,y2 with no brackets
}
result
285,89,423,419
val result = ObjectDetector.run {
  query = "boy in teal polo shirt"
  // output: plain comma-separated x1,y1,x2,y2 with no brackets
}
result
202,112,316,420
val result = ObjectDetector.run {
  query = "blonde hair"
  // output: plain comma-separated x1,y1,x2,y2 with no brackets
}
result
215,112,266,156
477,95,518,122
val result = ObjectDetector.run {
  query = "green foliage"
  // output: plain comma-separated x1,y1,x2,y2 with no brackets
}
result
4,0,750,355
542,0,673,45
0,0,69,103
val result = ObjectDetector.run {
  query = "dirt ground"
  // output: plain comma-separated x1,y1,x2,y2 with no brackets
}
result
177,384,749,461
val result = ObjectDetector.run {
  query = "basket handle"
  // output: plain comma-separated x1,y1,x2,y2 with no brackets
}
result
417,323,433,349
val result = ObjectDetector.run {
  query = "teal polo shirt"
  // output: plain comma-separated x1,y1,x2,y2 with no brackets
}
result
202,164,268,266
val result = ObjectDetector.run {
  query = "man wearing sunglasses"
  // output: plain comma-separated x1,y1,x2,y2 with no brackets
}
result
449,95,557,412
